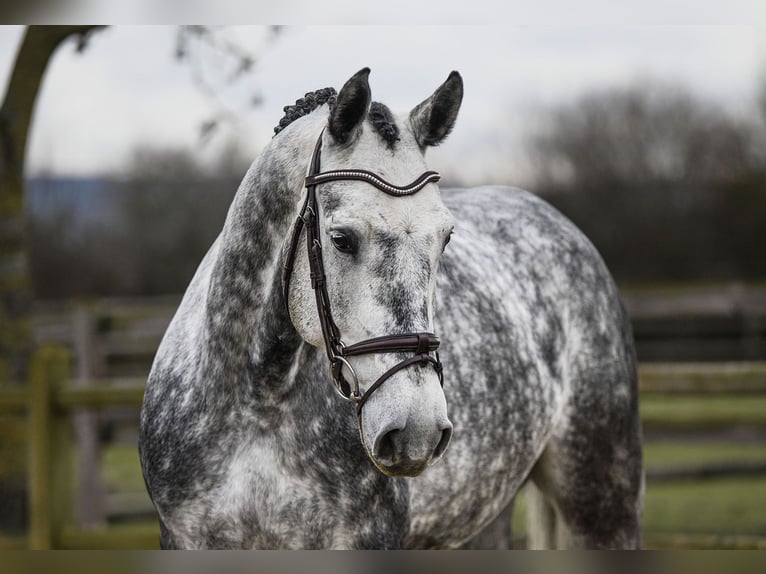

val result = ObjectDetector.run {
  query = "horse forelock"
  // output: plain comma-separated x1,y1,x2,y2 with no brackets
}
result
368,102,400,148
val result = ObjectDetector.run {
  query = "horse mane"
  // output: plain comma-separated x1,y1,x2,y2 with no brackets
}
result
273,87,337,136
273,87,401,148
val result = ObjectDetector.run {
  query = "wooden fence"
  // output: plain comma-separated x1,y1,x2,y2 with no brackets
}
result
0,347,157,549
0,283,765,549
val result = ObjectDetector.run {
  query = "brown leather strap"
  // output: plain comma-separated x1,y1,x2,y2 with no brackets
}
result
306,180,343,363
281,128,445,410
343,333,440,356
282,133,323,311
355,353,443,415
281,213,307,310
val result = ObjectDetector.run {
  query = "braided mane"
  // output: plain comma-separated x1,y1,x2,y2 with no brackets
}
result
273,88,401,148
273,88,337,136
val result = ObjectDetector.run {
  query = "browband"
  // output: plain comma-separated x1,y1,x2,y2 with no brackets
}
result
305,169,440,197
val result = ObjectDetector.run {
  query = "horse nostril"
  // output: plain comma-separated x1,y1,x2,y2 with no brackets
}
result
433,425,452,460
374,428,401,464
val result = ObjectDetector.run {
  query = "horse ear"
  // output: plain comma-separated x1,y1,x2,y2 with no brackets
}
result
409,71,463,148
328,68,372,145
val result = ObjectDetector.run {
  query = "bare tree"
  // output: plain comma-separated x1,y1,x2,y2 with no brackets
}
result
116,143,248,295
1,26,103,383
528,81,766,283
2,25,275,381
532,82,753,191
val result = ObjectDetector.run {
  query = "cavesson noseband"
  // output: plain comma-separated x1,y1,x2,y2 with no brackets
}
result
282,130,444,416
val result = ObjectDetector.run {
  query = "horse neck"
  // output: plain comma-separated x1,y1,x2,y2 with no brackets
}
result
200,118,323,410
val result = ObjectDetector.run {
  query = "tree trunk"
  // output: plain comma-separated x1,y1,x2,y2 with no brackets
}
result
0,25,102,383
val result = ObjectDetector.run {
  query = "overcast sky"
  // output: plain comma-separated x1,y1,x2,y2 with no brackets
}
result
2,23,766,186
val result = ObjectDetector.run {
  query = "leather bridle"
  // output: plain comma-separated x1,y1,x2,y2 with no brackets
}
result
281,130,444,416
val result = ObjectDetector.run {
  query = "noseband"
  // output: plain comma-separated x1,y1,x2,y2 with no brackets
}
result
281,130,444,416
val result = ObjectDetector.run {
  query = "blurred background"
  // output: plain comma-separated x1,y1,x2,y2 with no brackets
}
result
1,23,765,549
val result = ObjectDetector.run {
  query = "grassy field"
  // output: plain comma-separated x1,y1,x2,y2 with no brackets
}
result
103,442,146,492
510,441,766,546
643,442,766,538
2,391,763,548
513,477,766,543
642,476,766,536
100,439,766,547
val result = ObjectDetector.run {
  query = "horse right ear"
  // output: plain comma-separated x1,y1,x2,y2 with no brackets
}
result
329,68,372,145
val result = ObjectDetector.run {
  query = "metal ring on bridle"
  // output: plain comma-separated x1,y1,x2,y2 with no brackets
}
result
330,356,360,402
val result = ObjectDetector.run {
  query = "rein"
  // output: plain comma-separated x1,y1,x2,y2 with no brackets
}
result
281,130,444,416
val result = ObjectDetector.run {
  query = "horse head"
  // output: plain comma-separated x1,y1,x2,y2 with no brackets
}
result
282,68,463,477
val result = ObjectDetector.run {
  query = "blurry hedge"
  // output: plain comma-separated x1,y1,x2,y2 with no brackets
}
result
25,80,766,299
531,80,766,283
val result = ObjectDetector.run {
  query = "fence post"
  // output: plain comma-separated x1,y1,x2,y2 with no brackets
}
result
73,306,106,528
27,346,70,550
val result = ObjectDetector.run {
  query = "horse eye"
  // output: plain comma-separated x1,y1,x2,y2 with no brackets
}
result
330,231,355,253
443,230,454,250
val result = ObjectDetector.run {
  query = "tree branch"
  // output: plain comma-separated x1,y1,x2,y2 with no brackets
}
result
1,25,105,205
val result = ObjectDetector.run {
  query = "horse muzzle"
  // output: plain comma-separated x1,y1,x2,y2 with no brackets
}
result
367,407,453,477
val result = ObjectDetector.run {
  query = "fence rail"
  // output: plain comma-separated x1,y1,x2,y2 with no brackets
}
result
638,362,766,394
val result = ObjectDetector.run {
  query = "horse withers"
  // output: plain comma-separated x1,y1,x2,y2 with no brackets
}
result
139,68,644,549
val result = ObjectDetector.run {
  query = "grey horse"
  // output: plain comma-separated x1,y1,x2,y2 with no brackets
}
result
139,68,643,549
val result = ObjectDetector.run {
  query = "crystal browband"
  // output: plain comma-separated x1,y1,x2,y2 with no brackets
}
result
304,169,440,197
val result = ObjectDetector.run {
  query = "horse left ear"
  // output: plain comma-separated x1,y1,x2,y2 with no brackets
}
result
409,71,463,149
329,68,372,145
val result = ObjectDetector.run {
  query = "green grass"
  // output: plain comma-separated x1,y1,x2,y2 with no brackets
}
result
59,521,160,549
79,430,766,547
511,487,529,536
642,476,766,536
510,443,766,545
512,476,766,543
102,443,146,492
643,442,766,537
